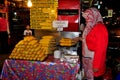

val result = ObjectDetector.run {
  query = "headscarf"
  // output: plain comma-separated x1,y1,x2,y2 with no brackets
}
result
82,7,103,37
82,7,103,57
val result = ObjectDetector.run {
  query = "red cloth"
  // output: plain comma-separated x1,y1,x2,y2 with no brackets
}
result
86,23,108,77
0,17,8,31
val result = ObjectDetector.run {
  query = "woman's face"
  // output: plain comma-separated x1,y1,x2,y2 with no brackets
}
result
82,12,87,19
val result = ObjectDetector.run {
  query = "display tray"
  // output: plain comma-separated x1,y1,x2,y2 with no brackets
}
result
8,54,54,62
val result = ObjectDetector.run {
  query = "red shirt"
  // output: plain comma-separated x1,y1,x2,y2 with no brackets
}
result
0,17,8,31
86,23,108,77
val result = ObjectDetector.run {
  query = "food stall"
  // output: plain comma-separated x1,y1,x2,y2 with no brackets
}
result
0,35,80,80
0,0,81,79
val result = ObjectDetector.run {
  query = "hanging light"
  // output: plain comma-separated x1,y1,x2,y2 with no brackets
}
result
27,0,32,7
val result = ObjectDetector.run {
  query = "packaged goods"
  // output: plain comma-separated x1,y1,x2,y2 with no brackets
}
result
9,36,56,61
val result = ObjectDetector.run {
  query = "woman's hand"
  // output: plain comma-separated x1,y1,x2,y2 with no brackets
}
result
72,37,82,42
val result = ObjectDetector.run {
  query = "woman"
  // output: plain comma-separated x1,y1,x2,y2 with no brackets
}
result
0,13,10,54
73,7,108,80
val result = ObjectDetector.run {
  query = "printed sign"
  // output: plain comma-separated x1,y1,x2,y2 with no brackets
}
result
30,0,58,30
53,20,68,28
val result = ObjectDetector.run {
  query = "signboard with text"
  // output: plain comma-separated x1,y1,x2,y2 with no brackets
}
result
53,20,68,28
30,0,58,30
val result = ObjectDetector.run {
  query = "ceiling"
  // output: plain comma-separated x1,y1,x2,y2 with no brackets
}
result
7,0,28,8
7,0,120,11
7,0,94,9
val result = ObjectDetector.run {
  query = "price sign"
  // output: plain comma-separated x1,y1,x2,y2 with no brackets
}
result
30,0,58,30
53,20,68,28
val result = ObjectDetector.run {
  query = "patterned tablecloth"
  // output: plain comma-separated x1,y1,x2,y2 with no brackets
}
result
0,59,79,80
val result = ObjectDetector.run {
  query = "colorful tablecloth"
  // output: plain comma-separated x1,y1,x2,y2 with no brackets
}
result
0,59,79,80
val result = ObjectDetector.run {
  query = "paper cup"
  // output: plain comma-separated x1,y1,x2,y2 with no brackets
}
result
54,50,61,58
